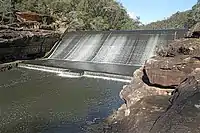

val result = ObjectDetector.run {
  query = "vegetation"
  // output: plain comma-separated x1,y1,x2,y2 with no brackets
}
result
142,0,200,29
0,0,140,31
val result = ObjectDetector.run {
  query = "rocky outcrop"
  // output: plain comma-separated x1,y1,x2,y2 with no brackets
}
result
15,12,54,25
0,25,60,63
104,38,200,133
144,56,200,87
157,38,200,57
120,67,172,108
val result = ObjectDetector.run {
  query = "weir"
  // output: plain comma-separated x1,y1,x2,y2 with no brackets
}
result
48,29,187,65
22,29,187,80
0,29,189,132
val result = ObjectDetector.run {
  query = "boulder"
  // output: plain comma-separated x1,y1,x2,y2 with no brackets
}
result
106,95,170,133
120,67,172,108
106,71,200,133
144,56,200,87
157,38,200,57
150,76,200,133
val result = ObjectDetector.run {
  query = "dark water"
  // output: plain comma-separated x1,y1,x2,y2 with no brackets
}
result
0,68,125,133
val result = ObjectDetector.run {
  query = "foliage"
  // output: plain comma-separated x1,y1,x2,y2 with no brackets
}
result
142,11,191,29
142,0,200,30
0,0,140,31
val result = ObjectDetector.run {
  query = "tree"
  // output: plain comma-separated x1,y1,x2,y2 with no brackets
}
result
7,0,141,30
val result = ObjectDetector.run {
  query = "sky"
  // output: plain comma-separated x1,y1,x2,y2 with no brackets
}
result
119,0,198,24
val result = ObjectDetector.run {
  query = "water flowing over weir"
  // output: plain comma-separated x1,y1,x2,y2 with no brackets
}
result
21,29,187,81
49,29,187,65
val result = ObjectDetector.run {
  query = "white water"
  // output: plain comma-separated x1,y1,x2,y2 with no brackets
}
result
47,31,181,66
67,34,104,61
19,64,132,83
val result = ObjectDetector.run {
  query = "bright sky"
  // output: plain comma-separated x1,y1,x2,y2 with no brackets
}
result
119,0,197,24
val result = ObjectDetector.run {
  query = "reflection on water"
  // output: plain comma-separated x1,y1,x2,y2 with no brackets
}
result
0,68,124,133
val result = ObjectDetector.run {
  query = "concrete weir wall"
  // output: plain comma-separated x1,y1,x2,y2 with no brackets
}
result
49,29,187,66
0,28,60,63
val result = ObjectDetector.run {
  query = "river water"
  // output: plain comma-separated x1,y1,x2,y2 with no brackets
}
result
0,68,125,133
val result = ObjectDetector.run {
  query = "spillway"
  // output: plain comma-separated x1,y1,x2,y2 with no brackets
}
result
2,29,188,132
20,29,187,80
49,29,187,66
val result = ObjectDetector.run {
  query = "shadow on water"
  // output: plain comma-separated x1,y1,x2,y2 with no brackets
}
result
1,117,88,133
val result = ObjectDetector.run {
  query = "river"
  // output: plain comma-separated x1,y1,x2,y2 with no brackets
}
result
0,68,125,133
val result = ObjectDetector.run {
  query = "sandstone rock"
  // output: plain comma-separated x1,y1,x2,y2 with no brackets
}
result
144,56,200,87
104,38,200,133
106,73,200,133
120,67,173,108
107,95,170,133
157,38,200,57
15,12,54,25
150,76,200,133
0,26,60,63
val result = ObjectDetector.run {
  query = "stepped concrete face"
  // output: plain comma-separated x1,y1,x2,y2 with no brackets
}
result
49,29,187,66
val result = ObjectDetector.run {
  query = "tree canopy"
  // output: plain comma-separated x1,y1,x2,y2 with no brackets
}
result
142,0,200,30
0,0,141,31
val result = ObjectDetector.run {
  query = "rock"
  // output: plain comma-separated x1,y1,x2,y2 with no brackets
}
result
0,26,60,63
15,12,54,25
103,38,200,133
105,95,170,133
144,56,200,87
120,67,173,108
157,38,200,57
150,76,200,133
107,75,200,133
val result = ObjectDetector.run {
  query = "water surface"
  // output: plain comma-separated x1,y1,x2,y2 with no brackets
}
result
0,68,125,133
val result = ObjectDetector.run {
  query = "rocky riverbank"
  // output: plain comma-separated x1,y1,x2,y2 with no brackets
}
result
0,25,60,63
103,38,200,133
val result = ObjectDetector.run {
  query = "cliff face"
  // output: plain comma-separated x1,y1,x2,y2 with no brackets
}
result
0,25,60,63
105,38,200,133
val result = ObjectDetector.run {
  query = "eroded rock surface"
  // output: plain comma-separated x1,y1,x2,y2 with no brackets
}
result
144,56,200,87
0,26,60,63
149,76,200,133
104,38,200,133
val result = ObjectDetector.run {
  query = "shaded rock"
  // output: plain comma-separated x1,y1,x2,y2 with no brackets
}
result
103,38,200,133
106,74,200,133
0,26,60,63
120,67,173,108
150,76,200,133
106,95,170,133
144,56,200,87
